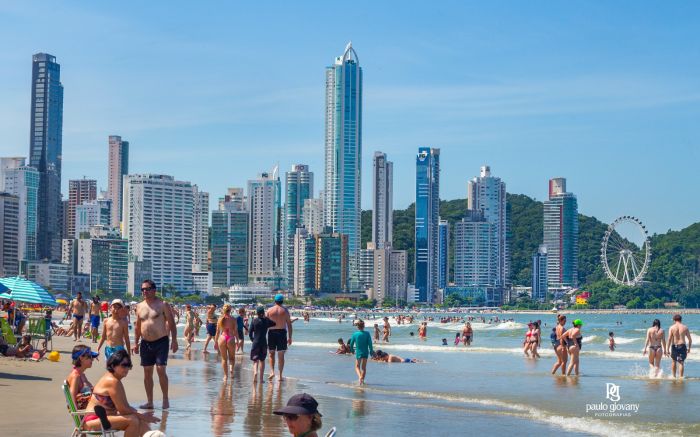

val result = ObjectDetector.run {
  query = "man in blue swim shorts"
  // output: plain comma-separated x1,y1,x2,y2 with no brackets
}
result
89,295,102,343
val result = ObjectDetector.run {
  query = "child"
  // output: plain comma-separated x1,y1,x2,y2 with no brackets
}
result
550,328,558,350
608,331,616,351
454,333,461,345
249,306,276,384
336,338,350,354
441,338,448,346
349,320,373,385
373,323,380,342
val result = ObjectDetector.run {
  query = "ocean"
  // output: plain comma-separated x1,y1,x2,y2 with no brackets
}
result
146,312,700,436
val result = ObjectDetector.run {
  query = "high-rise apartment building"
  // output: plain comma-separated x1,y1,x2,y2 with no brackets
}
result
284,164,313,288
74,237,128,294
467,165,509,292
415,147,440,303
292,227,314,296
292,227,348,295
359,242,375,293
438,219,449,290
303,197,324,236
248,168,281,284
67,178,97,239
454,211,497,289
123,174,194,291
532,245,548,302
192,186,209,271
107,136,129,230
211,189,249,287
543,177,579,288
372,247,407,303
324,43,363,289
29,53,64,261
0,193,20,277
74,199,111,238
372,152,393,249
0,157,39,262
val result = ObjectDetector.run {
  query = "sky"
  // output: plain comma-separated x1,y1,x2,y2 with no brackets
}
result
0,1,698,235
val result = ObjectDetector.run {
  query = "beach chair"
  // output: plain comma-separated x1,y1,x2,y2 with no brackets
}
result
62,381,117,437
28,317,50,350
0,317,17,345
324,427,337,437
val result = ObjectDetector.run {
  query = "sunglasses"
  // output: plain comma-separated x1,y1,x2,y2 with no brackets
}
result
141,287,154,292
282,414,299,421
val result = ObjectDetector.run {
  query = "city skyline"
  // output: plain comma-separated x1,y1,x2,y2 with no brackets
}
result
0,3,699,235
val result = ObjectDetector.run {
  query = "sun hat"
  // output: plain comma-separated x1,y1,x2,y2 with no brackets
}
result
72,347,99,360
273,393,321,416
274,294,284,303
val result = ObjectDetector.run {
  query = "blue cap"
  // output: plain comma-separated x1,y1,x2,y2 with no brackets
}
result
72,347,99,360
274,294,284,303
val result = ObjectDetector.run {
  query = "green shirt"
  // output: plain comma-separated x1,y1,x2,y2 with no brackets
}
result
349,330,373,359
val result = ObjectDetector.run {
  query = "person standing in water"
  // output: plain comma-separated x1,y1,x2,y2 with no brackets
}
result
462,322,473,346
382,317,391,343
562,319,583,376
215,304,239,382
266,294,293,382
349,320,373,385
373,324,380,343
643,319,666,377
203,304,218,353
666,314,692,378
183,304,196,351
249,306,275,384
608,332,616,352
550,314,568,375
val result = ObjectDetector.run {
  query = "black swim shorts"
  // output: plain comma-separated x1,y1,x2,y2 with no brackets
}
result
671,344,687,363
206,322,216,337
140,336,169,366
268,329,288,352
250,344,267,361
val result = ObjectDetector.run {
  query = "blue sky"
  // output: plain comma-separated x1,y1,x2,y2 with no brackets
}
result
1,1,698,234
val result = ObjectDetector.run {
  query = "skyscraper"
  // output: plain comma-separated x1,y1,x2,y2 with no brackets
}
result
415,147,440,303
303,197,324,236
107,135,129,230
67,178,97,239
467,165,509,291
324,42,362,289
0,157,39,262
29,53,64,261
211,189,248,287
438,219,449,290
122,174,194,291
248,168,282,284
372,152,393,249
74,199,111,238
284,164,313,288
454,211,499,304
0,193,20,277
192,186,209,271
372,247,408,304
543,177,579,288
532,244,548,302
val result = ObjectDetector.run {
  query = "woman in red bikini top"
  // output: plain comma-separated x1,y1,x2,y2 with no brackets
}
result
83,350,159,436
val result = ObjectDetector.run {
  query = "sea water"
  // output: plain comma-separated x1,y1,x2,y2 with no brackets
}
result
144,312,700,436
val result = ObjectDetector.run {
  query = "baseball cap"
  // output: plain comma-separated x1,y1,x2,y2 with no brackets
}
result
110,299,124,307
274,294,284,303
274,393,322,416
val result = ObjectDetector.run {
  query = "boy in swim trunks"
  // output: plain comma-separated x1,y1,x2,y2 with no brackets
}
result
97,299,131,359
89,296,102,343
249,306,275,384
349,320,373,385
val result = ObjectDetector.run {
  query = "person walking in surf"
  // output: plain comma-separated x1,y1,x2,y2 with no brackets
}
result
551,314,568,375
349,320,373,385
643,319,666,377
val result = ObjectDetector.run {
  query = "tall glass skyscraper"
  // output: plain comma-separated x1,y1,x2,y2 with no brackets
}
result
284,164,313,288
324,42,362,289
543,178,578,287
29,53,64,261
415,147,440,303
212,190,249,287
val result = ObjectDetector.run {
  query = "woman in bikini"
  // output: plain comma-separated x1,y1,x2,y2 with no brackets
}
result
563,319,583,376
214,304,239,381
83,350,159,437
523,323,535,357
66,345,98,410
550,314,568,375
530,321,542,358
643,319,666,377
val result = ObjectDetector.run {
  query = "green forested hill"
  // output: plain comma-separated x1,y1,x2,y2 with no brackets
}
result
360,194,700,306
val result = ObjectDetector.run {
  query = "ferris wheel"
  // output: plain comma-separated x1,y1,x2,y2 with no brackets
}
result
601,216,651,286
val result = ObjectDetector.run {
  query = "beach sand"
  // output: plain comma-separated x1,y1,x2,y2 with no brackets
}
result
0,334,186,436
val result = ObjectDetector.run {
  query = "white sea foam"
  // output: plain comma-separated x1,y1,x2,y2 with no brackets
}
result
612,336,639,344
582,335,599,343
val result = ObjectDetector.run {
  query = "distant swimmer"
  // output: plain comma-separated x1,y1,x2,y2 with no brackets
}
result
418,322,427,340
562,319,583,376
441,338,448,346
550,314,568,375
349,320,373,385
666,314,692,378
643,319,666,377
373,350,419,363
608,332,616,352
462,322,473,346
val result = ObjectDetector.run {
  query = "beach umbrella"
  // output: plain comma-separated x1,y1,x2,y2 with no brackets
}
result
56,298,68,305
0,276,57,306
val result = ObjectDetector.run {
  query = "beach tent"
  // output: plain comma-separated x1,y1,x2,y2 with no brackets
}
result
0,276,57,306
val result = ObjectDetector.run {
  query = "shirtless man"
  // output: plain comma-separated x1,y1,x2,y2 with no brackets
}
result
643,319,666,377
69,292,88,341
382,317,391,343
462,322,473,346
183,304,195,350
132,280,178,409
88,295,102,343
97,299,131,359
203,304,218,353
666,314,692,378
266,294,293,382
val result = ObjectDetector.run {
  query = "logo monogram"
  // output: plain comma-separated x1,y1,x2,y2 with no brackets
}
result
606,383,620,402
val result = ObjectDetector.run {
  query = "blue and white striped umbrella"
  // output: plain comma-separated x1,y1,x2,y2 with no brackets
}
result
0,276,57,306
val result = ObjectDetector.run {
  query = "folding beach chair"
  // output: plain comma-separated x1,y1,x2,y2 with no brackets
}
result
62,381,117,437
0,317,17,346
28,317,50,350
